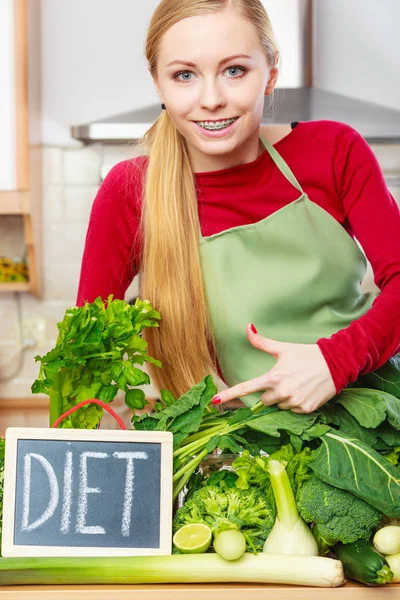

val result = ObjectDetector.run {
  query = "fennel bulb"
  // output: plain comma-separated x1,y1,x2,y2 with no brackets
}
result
263,459,319,556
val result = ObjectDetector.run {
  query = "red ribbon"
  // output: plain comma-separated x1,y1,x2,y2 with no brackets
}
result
51,399,126,430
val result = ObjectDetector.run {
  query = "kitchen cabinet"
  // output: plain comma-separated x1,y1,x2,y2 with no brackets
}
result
0,0,41,296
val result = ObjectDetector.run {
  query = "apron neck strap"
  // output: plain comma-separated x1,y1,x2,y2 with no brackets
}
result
259,134,304,194
198,133,304,240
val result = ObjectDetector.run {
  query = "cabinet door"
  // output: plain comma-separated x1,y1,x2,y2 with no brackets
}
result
0,0,28,191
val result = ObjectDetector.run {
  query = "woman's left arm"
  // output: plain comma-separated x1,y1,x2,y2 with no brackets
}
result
316,127,400,393
213,126,400,413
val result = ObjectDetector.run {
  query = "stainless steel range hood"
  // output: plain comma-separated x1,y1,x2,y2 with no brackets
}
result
71,89,400,143
71,0,400,144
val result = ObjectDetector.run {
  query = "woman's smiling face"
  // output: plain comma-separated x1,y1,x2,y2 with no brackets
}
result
152,7,279,172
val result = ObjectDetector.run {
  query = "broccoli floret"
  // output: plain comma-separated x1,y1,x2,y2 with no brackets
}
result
173,485,275,553
297,475,382,552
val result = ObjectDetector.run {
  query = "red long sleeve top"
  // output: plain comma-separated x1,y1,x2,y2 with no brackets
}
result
76,120,400,393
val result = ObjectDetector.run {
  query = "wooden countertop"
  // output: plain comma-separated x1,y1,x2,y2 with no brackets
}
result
0,582,399,599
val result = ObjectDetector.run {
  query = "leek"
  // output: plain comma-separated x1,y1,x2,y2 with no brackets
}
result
263,459,319,556
0,553,345,587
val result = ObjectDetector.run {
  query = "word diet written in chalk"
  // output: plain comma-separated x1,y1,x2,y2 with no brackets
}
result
13,439,162,548
22,448,147,536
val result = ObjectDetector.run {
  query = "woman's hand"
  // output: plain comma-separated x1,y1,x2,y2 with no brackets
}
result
212,324,337,414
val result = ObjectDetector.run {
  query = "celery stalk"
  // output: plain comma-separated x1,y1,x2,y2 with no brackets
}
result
0,553,345,587
49,371,63,426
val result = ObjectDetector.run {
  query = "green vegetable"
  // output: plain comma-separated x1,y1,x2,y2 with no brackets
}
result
297,475,382,554
373,526,400,556
385,552,400,582
232,444,313,498
0,553,345,587
355,355,400,399
134,373,400,513
310,431,400,516
173,485,275,553
214,529,247,561
134,375,271,500
336,388,399,430
31,296,161,427
334,539,393,586
263,460,318,556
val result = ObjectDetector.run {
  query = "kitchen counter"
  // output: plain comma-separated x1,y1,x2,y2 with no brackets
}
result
0,582,399,599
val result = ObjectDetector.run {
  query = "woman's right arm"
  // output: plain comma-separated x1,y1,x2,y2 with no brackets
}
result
76,159,144,306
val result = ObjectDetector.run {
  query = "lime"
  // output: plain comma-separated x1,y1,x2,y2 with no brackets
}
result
173,523,212,554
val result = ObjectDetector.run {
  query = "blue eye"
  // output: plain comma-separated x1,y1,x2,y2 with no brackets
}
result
227,67,242,77
172,65,247,83
179,72,194,82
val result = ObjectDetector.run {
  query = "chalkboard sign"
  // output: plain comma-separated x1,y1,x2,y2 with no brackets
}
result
1,427,173,557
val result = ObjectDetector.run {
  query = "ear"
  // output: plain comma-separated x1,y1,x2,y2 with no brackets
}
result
265,50,280,96
265,67,279,96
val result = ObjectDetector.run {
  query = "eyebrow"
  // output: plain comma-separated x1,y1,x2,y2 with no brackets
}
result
166,54,253,68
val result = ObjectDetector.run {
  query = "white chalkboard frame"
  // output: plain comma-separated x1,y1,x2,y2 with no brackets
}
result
2,427,173,557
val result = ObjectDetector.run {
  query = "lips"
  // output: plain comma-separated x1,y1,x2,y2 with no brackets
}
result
194,117,239,123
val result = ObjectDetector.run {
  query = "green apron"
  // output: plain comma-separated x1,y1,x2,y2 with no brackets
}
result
199,134,377,406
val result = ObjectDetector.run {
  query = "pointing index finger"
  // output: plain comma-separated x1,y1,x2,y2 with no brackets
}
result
212,374,268,404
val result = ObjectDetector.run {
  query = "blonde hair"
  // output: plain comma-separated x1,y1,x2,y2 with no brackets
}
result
136,0,279,398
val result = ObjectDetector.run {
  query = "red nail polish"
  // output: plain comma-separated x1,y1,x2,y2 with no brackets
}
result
212,396,221,405
250,323,257,334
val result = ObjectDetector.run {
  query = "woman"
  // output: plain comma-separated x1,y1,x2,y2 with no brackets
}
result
77,0,400,413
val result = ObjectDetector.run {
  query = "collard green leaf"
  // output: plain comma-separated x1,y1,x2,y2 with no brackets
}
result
247,409,319,438
338,387,400,432
289,434,304,452
239,430,284,454
375,422,400,447
337,388,387,428
310,431,400,517
301,423,331,441
384,393,400,430
318,404,378,447
355,355,400,399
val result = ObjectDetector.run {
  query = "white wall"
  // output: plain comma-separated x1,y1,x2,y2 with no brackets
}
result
313,0,400,111
36,1,400,147
40,0,160,146
0,0,16,190
38,0,309,146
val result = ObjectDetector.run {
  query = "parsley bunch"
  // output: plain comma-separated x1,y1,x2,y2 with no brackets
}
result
32,295,161,428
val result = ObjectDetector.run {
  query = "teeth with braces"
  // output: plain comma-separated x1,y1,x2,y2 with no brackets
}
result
196,118,237,130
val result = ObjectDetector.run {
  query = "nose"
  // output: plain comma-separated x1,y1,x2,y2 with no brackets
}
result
199,78,226,111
